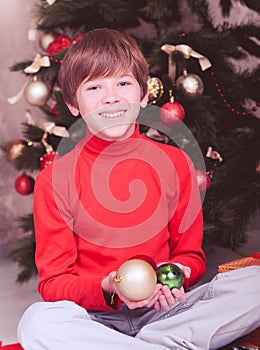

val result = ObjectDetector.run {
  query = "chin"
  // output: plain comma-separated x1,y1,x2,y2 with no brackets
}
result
99,125,135,141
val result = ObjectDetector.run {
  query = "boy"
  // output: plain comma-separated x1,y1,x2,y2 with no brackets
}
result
18,28,259,350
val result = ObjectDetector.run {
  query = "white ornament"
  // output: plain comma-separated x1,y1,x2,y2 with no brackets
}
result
113,259,157,301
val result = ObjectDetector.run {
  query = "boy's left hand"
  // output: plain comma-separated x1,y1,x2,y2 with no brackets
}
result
116,283,162,310
153,263,191,311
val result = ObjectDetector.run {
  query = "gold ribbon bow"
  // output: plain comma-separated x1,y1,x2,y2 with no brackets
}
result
206,146,223,163
42,122,70,153
161,44,212,83
24,54,51,74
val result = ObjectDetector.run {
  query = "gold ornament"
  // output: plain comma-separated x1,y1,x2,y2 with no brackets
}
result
147,76,164,104
6,139,26,162
176,70,204,98
113,259,157,301
24,78,50,106
206,146,223,163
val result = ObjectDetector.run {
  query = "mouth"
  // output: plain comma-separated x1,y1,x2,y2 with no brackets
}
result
99,110,127,119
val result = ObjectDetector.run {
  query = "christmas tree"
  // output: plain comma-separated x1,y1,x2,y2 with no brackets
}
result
5,0,260,282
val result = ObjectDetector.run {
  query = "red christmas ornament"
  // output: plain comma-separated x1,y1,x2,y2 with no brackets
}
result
15,173,35,195
195,169,211,192
40,151,60,170
47,33,84,55
160,101,185,126
160,90,185,126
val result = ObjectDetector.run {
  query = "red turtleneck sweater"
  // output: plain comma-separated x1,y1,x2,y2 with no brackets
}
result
34,125,205,311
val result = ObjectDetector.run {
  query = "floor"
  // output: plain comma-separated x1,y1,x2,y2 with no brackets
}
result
0,216,259,346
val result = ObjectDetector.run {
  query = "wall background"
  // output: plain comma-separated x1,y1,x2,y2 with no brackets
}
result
0,1,259,245
0,0,44,244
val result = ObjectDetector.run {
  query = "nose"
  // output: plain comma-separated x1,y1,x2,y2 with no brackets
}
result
102,86,121,104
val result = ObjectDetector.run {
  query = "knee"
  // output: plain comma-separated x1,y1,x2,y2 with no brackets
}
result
17,302,47,346
18,301,63,343
18,300,83,346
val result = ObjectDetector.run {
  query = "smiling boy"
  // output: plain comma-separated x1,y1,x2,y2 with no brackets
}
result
17,28,260,350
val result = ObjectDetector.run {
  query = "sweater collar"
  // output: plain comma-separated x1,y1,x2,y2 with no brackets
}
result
82,123,143,159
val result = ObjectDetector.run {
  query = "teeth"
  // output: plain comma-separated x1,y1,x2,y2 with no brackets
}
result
100,111,125,118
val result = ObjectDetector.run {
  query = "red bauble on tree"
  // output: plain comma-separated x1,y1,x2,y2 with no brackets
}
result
15,173,35,195
195,169,211,192
160,91,185,126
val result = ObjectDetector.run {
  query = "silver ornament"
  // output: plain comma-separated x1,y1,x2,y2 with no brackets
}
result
113,259,157,301
24,80,50,106
176,72,204,98
39,32,55,51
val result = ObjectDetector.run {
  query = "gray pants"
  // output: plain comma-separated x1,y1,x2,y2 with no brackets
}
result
18,266,260,350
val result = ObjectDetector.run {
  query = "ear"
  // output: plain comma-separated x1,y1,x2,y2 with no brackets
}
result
140,89,149,108
67,103,80,117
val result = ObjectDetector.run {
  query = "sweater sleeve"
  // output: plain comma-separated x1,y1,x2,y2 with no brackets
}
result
34,167,120,311
167,151,206,288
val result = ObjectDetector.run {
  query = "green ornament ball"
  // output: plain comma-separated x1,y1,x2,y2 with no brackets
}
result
157,263,184,289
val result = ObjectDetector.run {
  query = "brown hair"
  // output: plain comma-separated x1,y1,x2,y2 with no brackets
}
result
59,28,149,107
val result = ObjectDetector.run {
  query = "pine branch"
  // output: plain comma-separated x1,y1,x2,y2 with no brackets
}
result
220,0,260,17
8,233,37,283
21,122,44,142
35,0,143,33
239,0,260,13
7,214,37,283
16,213,35,233
13,144,44,171
186,0,213,30
9,60,33,72
220,0,233,17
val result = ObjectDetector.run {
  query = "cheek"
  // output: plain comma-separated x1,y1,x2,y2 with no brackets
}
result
77,97,95,116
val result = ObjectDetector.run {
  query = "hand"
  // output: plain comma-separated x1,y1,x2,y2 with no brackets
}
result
102,271,162,310
115,283,162,310
153,263,191,312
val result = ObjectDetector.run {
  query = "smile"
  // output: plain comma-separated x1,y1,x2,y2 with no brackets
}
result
99,110,126,119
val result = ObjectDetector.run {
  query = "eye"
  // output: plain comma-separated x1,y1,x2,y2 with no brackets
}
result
87,85,99,91
119,81,131,87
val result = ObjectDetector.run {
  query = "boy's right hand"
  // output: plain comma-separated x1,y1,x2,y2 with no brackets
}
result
102,271,162,310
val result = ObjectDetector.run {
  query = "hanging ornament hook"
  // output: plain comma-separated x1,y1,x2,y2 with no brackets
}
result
161,44,212,83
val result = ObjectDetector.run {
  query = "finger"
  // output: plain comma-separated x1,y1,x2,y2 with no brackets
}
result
182,266,191,279
158,294,170,311
171,287,186,303
146,290,162,308
153,300,161,311
161,285,176,305
174,263,191,279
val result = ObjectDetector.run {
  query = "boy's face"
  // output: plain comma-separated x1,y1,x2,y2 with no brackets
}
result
67,73,148,141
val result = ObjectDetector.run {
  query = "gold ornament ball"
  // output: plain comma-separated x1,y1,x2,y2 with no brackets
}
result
176,73,204,98
6,139,26,162
113,259,157,301
24,80,50,106
147,76,164,104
